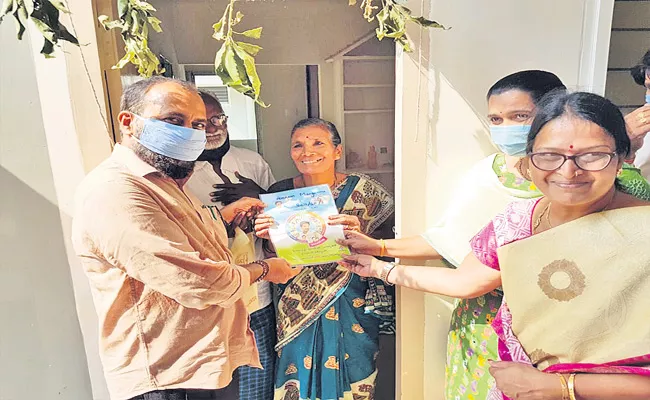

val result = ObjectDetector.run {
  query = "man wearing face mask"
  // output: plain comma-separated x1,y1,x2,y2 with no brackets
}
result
626,49,650,179
71,76,300,400
185,91,276,400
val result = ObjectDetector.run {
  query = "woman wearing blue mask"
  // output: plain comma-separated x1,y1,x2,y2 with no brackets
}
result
339,70,650,400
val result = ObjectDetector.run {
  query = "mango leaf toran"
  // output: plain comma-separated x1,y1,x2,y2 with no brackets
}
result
1,0,446,106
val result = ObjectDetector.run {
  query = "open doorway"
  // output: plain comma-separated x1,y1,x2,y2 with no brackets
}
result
143,1,398,399
328,34,397,194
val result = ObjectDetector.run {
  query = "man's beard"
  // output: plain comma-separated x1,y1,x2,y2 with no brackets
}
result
198,135,230,162
205,130,228,150
132,141,195,180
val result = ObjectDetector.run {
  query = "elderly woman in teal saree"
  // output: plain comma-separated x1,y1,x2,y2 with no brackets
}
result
254,118,394,400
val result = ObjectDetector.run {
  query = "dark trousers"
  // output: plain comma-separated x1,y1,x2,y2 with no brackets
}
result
128,372,239,400
238,304,276,400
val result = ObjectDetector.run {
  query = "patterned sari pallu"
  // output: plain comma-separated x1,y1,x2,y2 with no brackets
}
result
274,174,394,400
497,206,650,372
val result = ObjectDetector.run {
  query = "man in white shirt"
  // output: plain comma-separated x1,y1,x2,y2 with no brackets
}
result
626,49,650,179
186,91,276,400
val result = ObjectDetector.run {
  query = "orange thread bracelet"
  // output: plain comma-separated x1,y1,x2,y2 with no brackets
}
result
379,239,386,257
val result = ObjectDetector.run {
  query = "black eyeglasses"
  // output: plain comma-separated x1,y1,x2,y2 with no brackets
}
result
529,152,617,172
209,114,228,126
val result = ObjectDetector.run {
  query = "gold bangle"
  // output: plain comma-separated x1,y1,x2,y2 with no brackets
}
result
568,374,577,400
556,374,569,400
379,239,386,257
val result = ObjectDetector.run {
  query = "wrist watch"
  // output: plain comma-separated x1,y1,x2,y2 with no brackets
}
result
379,261,396,286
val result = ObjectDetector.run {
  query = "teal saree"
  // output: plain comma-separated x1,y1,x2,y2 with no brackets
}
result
272,174,394,400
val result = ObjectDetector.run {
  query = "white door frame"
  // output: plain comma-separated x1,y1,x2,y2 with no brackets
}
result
578,0,615,94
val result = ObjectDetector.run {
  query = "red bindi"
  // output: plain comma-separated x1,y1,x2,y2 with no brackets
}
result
569,145,574,150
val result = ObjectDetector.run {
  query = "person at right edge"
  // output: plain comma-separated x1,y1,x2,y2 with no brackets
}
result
626,49,650,180
338,70,650,400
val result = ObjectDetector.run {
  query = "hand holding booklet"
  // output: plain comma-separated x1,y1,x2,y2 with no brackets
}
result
260,184,350,266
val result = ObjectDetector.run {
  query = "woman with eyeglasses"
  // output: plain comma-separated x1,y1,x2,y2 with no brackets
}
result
338,71,650,400
341,91,650,399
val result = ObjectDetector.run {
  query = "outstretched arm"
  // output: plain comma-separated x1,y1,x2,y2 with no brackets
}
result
338,251,500,299
338,232,442,260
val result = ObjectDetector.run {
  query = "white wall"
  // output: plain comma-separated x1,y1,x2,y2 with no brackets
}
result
393,0,614,398
0,0,116,398
256,65,307,180
0,22,94,400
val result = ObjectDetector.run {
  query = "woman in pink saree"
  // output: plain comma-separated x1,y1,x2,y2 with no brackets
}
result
340,91,650,399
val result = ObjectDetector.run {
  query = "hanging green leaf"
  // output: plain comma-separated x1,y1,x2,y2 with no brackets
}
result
240,27,262,39
232,11,243,26
236,41,262,56
14,2,28,39
48,0,69,13
98,0,164,77
98,15,122,30
234,43,266,106
409,16,446,29
117,0,128,16
147,16,161,32
350,0,447,53
375,6,388,40
1,0,15,16
133,0,155,13
360,0,378,22
212,0,268,107
0,0,79,56
212,20,225,40
223,44,246,86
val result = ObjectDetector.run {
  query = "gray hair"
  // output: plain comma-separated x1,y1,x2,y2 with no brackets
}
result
120,76,198,114
291,118,342,147
198,90,223,109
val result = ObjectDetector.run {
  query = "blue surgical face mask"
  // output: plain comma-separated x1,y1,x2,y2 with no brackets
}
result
489,124,531,157
132,115,206,161
645,93,650,104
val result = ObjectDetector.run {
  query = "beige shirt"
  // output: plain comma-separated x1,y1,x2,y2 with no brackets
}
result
186,146,276,311
72,144,260,400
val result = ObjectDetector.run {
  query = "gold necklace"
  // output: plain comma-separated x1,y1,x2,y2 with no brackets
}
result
533,203,550,231
534,191,617,232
